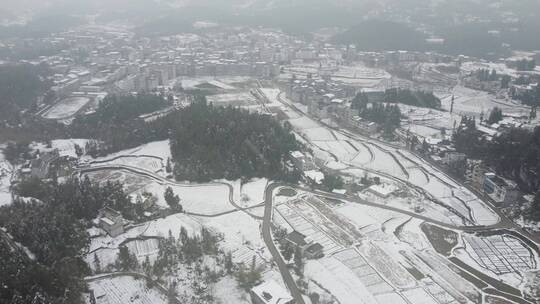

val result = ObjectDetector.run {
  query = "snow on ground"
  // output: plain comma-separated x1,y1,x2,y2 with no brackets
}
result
195,211,270,267
394,218,432,251
43,96,91,120
398,103,460,132
139,182,233,215
93,140,171,162
84,169,234,215
439,86,530,117
207,92,258,107
87,275,167,304
87,213,202,269
259,88,282,108
95,156,163,173
87,140,171,175
285,101,499,226
180,77,236,90
0,150,13,206
239,178,268,208
401,288,438,304
213,276,251,304
336,203,408,235
51,139,91,158
288,116,322,130
305,256,379,304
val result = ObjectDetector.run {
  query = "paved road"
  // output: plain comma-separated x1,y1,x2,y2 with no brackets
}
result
263,183,306,304
78,158,539,303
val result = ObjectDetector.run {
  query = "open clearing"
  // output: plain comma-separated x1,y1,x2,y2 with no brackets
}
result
43,96,91,119
87,275,167,304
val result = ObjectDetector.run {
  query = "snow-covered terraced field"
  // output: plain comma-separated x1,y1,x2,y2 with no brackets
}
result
276,202,344,254
287,105,499,227
88,275,168,304
92,156,163,173
125,238,160,259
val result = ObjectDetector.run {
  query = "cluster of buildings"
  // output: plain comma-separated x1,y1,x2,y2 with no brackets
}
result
465,160,520,207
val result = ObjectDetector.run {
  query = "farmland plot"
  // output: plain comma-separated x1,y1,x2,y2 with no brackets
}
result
87,275,168,304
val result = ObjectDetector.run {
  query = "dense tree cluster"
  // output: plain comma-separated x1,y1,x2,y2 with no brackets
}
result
69,95,301,183
80,94,167,124
384,88,441,109
2,141,31,164
169,100,300,182
0,177,134,303
351,92,369,110
358,103,401,136
476,69,498,82
69,94,171,153
453,118,540,219
511,59,537,71
0,64,52,123
487,107,503,124
512,83,540,107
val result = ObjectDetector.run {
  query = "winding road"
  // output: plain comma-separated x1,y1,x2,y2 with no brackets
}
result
78,129,539,304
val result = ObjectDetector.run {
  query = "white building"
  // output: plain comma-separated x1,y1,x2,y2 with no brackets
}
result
250,280,294,304
366,183,398,198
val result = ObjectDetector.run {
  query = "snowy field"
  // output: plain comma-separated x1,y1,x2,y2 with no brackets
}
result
207,92,258,107
0,150,13,206
93,156,163,174
51,139,90,158
397,103,460,138
284,105,499,225
90,140,171,164
142,182,233,214
258,88,282,107
195,210,270,268
87,213,202,269
284,105,499,226
282,63,390,87
43,96,91,120
84,169,234,215
180,78,236,90
87,275,167,304
239,178,268,208
462,233,536,275
438,86,530,118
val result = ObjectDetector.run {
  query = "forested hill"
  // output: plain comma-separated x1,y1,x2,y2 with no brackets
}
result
169,101,300,182
68,95,301,182
0,64,51,122
332,20,428,51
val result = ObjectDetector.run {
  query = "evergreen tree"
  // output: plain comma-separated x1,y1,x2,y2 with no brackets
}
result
225,251,234,274
164,187,182,211
527,192,540,221
487,107,503,124
93,253,102,274
294,247,304,276
117,245,138,271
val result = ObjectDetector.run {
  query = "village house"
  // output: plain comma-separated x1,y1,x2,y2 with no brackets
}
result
289,151,316,171
20,149,60,180
366,183,398,198
483,173,520,207
250,280,294,304
465,160,488,190
97,207,125,237
283,230,324,259
442,151,466,166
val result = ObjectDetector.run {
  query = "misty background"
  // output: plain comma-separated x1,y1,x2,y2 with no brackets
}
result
1,0,540,59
